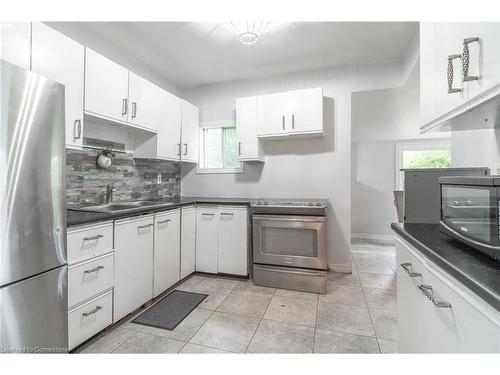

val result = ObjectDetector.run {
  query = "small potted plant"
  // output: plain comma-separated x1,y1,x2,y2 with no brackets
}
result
97,148,115,169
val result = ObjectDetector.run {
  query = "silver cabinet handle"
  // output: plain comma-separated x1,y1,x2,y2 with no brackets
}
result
462,37,479,82
282,115,285,130
177,143,181,156
447,54,462,94
238,142,242,156
82,305,102,317
400,263,421,278
83,234,104,241
73,119,82,140
292,114,295,129
84,265,104,274
183,143,188,156
131,102,137,119
157,219,171,225
418,284,452,308
137,223,153,229
122,98,128,115
220,212,234,216
202,213,214,216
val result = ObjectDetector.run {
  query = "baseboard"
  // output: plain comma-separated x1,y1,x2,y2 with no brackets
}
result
327,263,353,274
351,232,395,245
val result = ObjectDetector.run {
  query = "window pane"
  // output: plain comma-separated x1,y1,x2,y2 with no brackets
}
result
204,128,223,168
402,149,452,169
223,127,240,169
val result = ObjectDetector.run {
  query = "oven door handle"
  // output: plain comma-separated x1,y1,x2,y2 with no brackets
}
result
252,214,326,223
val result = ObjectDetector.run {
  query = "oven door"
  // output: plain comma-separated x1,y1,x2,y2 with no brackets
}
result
252,214,326,270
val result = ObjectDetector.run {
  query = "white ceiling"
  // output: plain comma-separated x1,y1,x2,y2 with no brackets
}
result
70,22,418,89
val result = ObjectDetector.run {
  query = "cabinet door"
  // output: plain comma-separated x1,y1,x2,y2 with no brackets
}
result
181,100,199,163
396,238,428,353
217,207,248,276
180,205,196,279
128,71,159,131
0,22,31,69
195,206,218,274
464,22,500,102
236,96,263,161
257,91,288,137
154,209,181,297
157,91,182,160
434,23,469,119
288,88,323,135
114,216,154,321
420,23,438,126
84,48,129,123
31,23,85,148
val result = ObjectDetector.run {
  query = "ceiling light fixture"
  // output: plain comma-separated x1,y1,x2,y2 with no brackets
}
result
225,22,270,45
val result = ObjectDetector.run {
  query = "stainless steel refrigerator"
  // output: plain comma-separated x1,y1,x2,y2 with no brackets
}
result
0,60,68,353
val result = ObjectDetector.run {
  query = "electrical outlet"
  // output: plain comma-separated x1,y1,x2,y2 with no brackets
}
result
157,174,162,184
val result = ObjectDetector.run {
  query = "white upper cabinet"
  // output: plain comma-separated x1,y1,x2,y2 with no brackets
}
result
31,23,85,149
0,22,31,70
257,87,324,139
181,100,199,163
84,48,130,123
236,96,263,162
420,22,500,132
157,90,182,160
128,72,160,131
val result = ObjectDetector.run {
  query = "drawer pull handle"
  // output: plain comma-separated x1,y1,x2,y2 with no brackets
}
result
137,224,154,230
82,305,102,317
418,284,452,309
462,37,479,82
83,234,104,241
447,54,462,94
400,263,422,278
202,213,215,216
157,219,171,225
220,212,234,216
84,265,104,274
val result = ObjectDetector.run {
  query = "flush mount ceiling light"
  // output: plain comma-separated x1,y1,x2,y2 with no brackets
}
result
225,22,270,45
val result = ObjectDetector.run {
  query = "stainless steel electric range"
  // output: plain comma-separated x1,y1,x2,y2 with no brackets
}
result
251,199,329,294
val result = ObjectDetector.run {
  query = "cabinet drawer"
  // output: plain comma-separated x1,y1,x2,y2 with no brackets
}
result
68,290,112,350
68,253,114,308
67,222,113,264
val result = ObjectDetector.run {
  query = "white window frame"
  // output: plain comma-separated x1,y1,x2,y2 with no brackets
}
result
395,139,451,189
197,122,244,174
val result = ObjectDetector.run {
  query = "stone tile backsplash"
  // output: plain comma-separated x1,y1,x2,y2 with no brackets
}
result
66,148,181,208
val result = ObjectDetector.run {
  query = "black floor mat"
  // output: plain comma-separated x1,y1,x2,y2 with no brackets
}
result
132,290,208,330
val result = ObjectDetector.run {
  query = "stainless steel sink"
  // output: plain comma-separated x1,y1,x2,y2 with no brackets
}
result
78,200,175,213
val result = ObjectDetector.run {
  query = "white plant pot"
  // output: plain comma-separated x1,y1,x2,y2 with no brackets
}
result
97,154,112,169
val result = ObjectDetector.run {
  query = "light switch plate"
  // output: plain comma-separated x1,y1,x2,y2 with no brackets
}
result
157,174,162,184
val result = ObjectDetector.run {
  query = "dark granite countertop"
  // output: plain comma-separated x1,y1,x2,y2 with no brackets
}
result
391,222,500,312
67,196,252,227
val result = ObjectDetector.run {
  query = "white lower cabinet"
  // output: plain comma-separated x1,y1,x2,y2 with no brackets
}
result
181,205,196,279
218,207,248,276
154,209,181,297
396,236,500,353
68,290,113,350
195,206,219,273
114,215,154,322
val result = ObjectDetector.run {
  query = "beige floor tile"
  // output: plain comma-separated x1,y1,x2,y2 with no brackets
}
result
316,300,375,337
180,343,231,354
274,288,319,302
175,275,209,291
378,339,398,353
320,284,366,306
246,319,314,353
370,308,398,341
314,329,379,353
140,308,213,342
327,270,361,287
234,279,276,295
190,278,239,310
217,289,273,318
113,332,184,353
263,293,318,327
120,321,145,332
359,272,396,291
190,311,260,353
353,258,394,275
80,327,137,353
364,288,397,311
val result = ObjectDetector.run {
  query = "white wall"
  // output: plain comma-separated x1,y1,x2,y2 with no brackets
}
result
181,61,410,271
451,128,500,173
